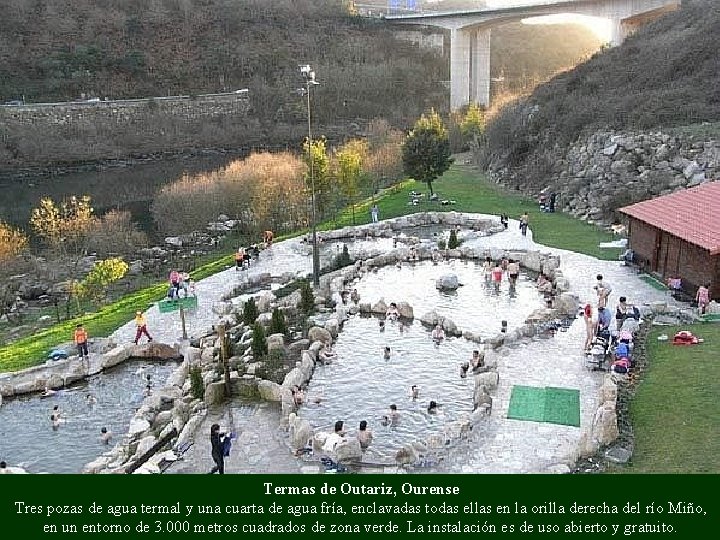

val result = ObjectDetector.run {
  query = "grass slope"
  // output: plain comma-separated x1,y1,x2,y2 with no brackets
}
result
624,325,720,473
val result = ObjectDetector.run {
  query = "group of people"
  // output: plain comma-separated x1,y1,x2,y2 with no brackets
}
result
167,269,195,299
234,232,272,271
583,274,640,373
481,256,524,290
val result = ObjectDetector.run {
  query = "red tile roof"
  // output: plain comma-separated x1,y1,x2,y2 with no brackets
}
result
619,181,720,255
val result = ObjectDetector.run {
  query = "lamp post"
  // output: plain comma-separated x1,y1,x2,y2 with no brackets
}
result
300,64,321,286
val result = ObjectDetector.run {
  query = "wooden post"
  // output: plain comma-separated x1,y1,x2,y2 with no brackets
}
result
216,322,232,396
179,303,188,340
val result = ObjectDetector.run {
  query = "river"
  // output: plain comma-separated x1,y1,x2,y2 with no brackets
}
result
0,154,240,238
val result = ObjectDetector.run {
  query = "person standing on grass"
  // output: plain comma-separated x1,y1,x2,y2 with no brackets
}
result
696,284,711,315
134,311,153,345
74,323,89,363
370,204,379,223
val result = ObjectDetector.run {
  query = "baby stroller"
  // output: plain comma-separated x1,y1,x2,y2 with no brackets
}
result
586,329,611,370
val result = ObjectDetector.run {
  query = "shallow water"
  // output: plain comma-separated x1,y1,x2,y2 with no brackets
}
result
300,261,544,462
0,360,179,473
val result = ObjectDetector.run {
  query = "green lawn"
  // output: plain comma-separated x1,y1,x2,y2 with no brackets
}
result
621,325,720,473
0,164,618,372
331,166,620,260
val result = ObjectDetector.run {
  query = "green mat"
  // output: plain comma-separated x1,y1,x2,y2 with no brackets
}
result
700,313,720,323
158,296,198,313
507,385,581,427
639,274,669,291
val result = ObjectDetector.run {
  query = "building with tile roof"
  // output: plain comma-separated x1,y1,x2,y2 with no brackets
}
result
619,181,720,300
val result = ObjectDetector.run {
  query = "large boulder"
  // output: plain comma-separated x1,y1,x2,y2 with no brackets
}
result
420,310,439,327
257,380,283,401
435,274,459,291
128,418,150,436
324,318,340,338
397,301,414,319
282,367,305,390
474,371,499,390
371,299,388,314
131,342,182,361
204,381,225,406
101,344,134,370
592,401,619,446
288,413,313,451
267,333,285,353
335,439,363,462
442,317,459,336
307,326,332,344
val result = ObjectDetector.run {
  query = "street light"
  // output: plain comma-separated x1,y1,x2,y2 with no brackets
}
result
300,64,321,286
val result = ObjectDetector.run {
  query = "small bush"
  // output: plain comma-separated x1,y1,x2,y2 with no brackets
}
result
251,322,268,358
242,297,259,326
254,349,287,384
333,244,351,269
447,229,461,249
189,365,204,400
437,238,447,250
269,307,288,336
298,279,315,314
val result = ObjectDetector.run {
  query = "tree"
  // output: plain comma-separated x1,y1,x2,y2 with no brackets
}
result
269,307,288,336
0,221,30,322
460,102,485,142
335,139,367,224
251,322,268,358
298,279,315,314
242,297,259,326
402,110,453,196
74,257,129,305
0,221,28,262
448,229,460,249
303,137,330,218
30,195,95,249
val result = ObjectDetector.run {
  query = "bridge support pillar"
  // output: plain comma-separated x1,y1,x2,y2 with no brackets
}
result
471,27,491,109
450,27,491,110
608,18,632,46
450,28,471,111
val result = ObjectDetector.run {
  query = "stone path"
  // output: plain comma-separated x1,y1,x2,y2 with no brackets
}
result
106,213,682,474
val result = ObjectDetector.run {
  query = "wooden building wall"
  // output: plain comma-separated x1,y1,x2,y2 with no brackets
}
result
628,217,719,299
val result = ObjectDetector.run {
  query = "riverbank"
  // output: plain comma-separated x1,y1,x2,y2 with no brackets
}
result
0,164,620,373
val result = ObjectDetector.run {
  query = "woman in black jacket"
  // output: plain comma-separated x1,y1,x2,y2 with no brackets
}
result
209,424,225,474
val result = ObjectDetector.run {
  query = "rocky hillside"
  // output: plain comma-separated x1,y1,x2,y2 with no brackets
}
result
479,0,720,216
537,128,719,224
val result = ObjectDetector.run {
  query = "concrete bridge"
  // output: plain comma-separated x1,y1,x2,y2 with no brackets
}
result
384,0,681,109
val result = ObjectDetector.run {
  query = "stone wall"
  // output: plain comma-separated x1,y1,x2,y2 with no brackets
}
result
488,130,719,226
0,93,256,169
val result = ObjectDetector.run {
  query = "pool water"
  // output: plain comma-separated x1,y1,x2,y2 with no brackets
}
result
300,260,544,462
0,360,179,473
